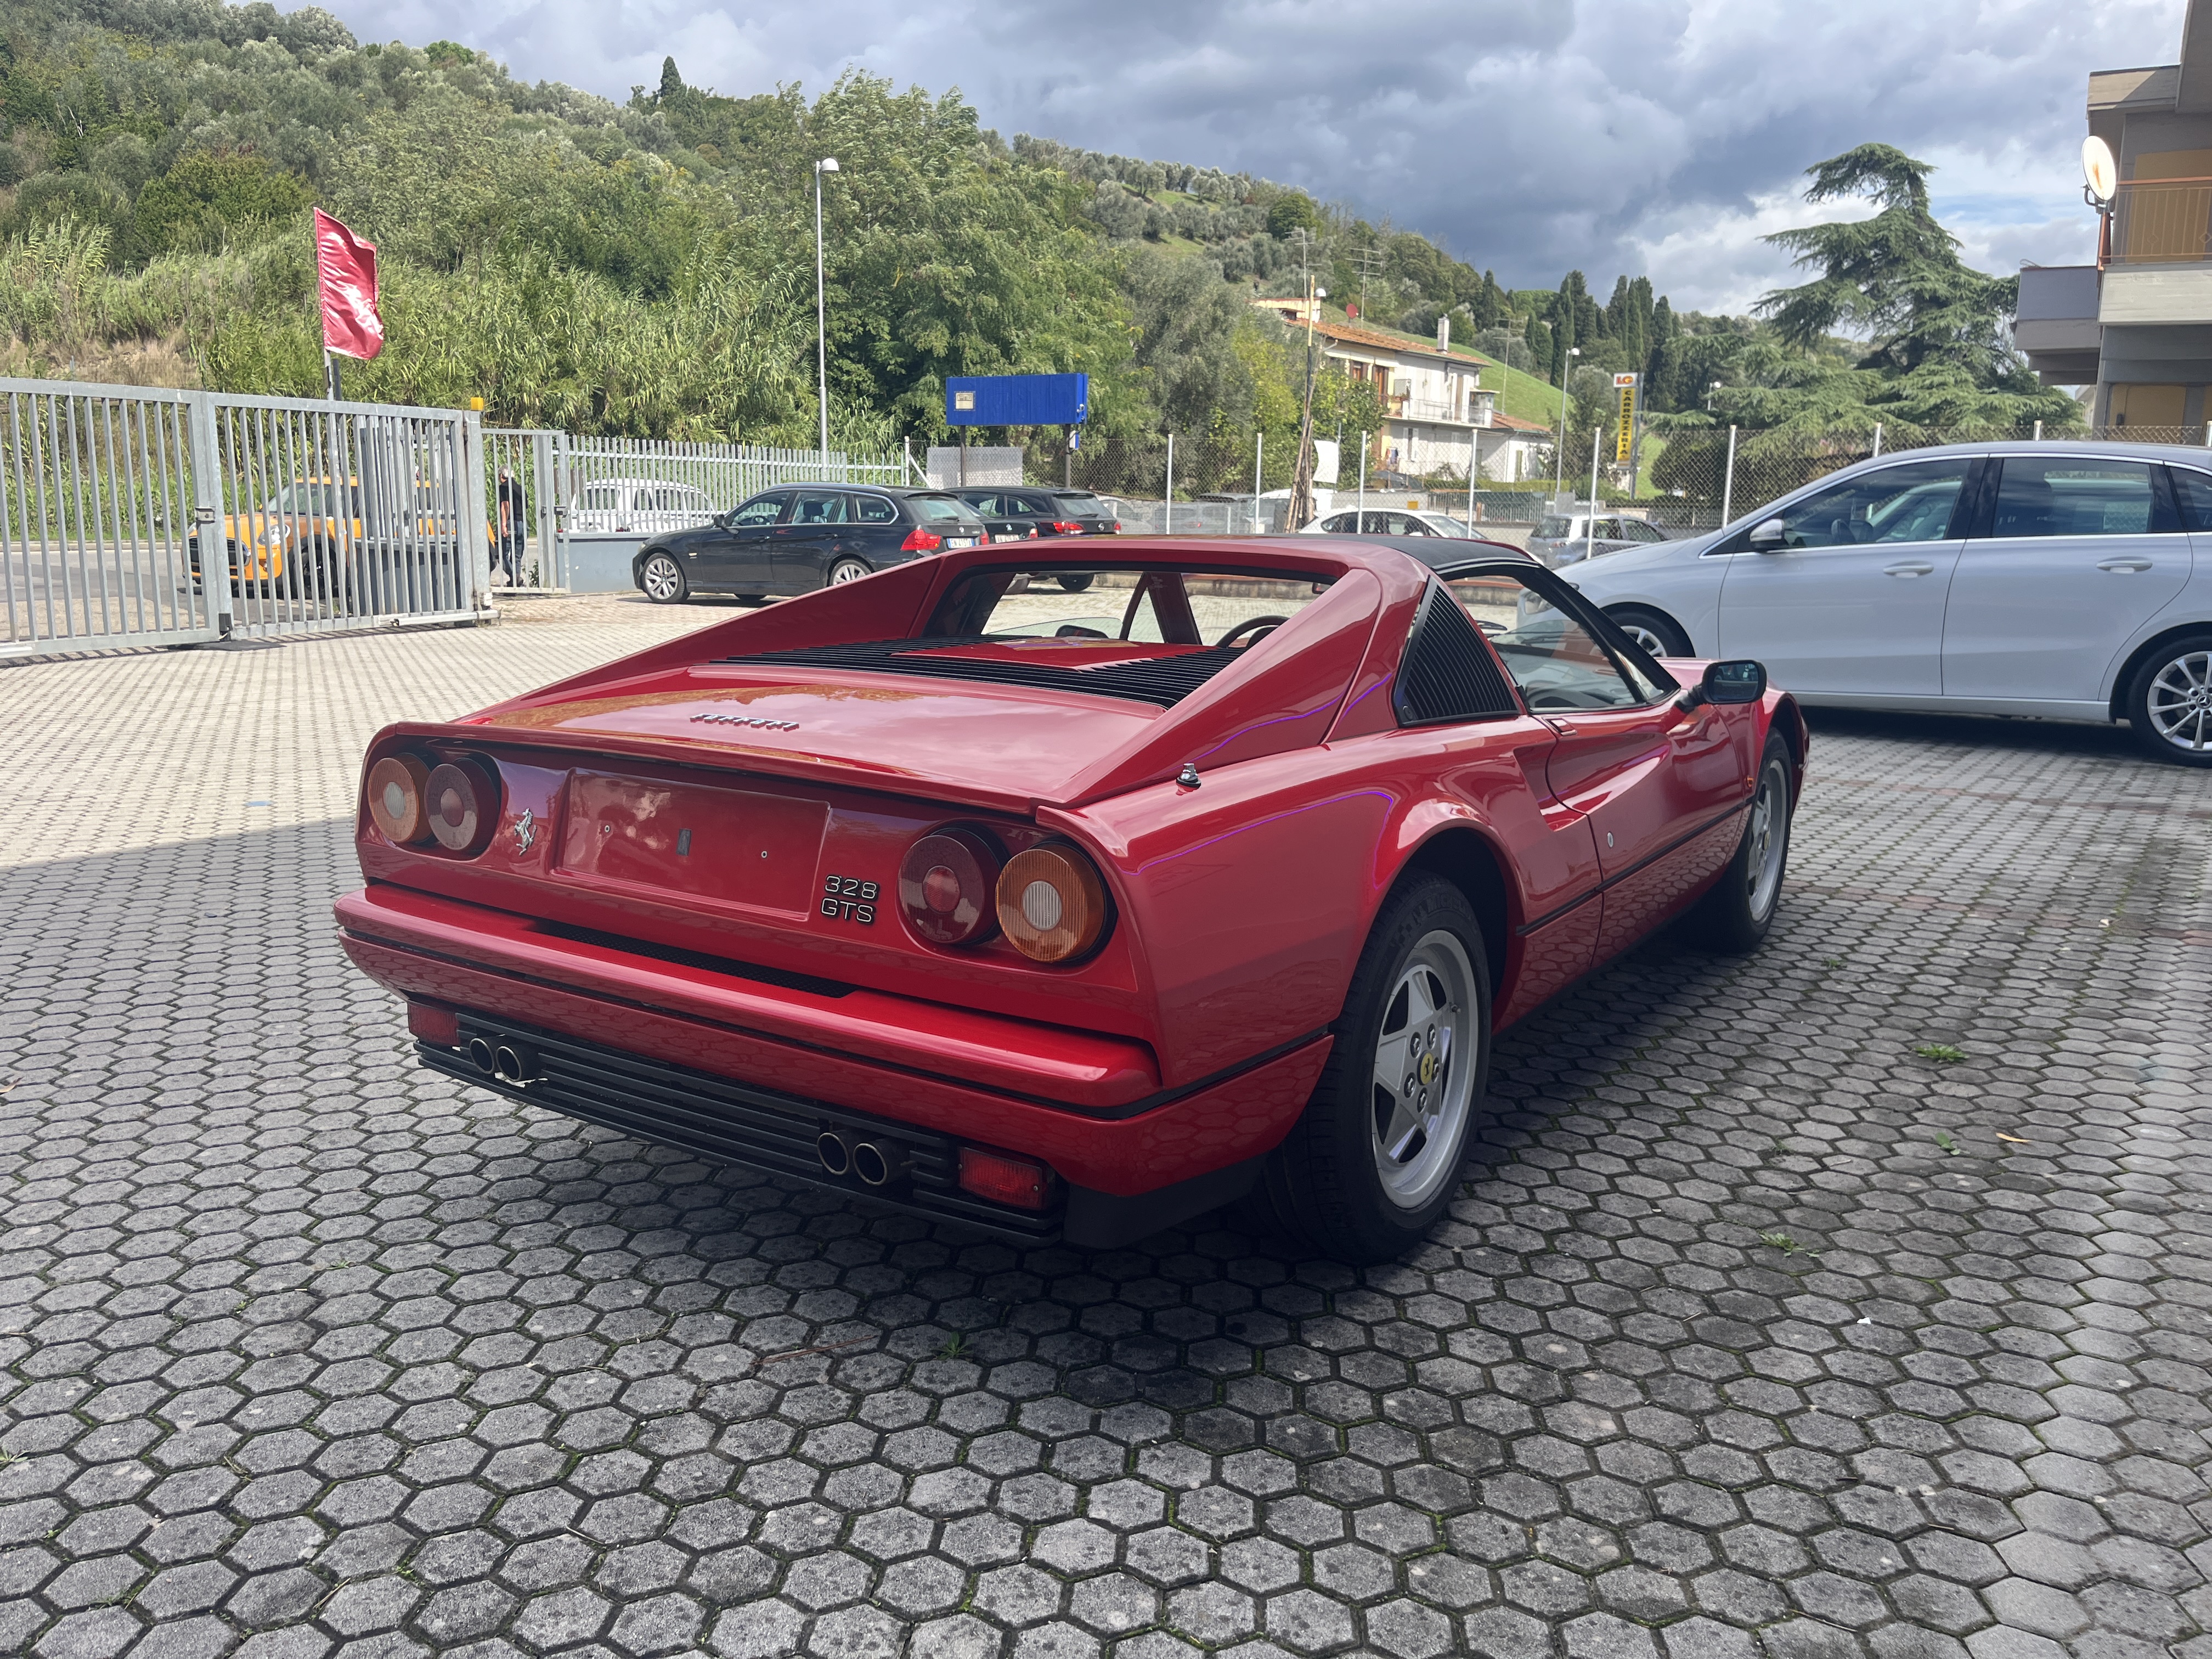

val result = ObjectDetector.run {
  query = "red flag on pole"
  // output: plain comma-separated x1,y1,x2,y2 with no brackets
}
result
314,208,383,360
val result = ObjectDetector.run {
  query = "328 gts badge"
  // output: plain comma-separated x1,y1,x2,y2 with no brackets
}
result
821,874,879,924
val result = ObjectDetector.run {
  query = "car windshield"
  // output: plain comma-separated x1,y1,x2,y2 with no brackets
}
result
912,495,986,522
268,482,351,515
924,565,1333,650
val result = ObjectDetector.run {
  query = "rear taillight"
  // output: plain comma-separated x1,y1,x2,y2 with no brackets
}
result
958,1146,1053,1210
898,828,1001,946
425,758,498,855
1051,521,1084,535
997,843,1110,963
367,752,431,843
900,528,944,552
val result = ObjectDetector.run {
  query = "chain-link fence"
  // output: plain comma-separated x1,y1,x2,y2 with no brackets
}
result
997,420,2212,537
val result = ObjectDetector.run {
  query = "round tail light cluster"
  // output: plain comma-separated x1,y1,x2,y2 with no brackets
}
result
898,830,998,945
366,751,498,856
897,828,1111,963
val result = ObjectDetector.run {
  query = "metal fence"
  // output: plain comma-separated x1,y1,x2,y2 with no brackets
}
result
481,432,912,593
3,378,488,659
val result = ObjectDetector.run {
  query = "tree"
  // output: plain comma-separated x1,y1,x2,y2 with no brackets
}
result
1743,143,2079,431
658,56,684,101
1265,191,1319,239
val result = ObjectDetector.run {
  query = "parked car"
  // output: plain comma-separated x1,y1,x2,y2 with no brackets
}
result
569,477,717,534
1528,511,1675,568
633,486,990,603
1328,534,1535,572
1301,507,1483,539
952,487,1111,538
338,540,1804,1262
1562,441,2212,765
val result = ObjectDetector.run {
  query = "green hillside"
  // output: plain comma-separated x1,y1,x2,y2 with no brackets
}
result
0,0,1711,470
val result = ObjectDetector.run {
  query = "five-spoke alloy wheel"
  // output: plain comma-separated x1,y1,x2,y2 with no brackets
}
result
1249,876,1491,1263
2128,634,2212,766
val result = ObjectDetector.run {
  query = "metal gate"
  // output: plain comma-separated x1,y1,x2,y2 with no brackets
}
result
482,427,566,592
3,377,491,661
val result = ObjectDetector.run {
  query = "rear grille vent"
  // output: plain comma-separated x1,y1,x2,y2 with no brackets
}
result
1395,585,1521,726
713,638,1243,708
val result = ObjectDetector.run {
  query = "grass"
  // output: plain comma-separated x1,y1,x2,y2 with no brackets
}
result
1933,1130,1961,1155
1915,1043,1968,1064
938,1331,968,1359
1759,1232,1803,1255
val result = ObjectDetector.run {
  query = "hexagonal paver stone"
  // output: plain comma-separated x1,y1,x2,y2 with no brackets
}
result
1264,1589,1357,1654
712,1597,808,1658
1032,1520,1118,1575
1165,1580,1256,1644
975,1564,1066,1626
1365,1597,1455,1659
1124,1528,1210,1588
1068,1571,1160,1636
909,1613,1006,1659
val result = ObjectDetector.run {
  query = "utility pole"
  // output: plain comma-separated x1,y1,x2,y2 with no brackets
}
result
1290,276,1326,529
814,157,840,465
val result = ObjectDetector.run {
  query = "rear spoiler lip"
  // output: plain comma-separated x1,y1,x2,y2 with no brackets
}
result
370,716,1051,817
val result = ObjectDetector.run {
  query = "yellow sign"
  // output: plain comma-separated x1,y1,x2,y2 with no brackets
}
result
1613,374,1638,464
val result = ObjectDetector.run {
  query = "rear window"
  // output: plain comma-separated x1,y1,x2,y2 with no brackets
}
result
911,495,986,523
1051,493,1107,513
927,565,1333,647
1536,515,1572,540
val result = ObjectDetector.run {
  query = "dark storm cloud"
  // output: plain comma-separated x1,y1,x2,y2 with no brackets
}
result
322,0,2179,308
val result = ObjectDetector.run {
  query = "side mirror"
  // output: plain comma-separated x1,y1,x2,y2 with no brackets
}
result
1684,659,1767,709
1747,517,1788,551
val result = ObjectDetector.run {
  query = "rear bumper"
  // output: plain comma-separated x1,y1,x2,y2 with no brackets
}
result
335,884,1328,1206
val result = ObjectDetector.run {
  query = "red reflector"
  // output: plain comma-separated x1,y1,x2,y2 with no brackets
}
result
900,528,944,552
407,1001,460,1046
958,1147,1053,1211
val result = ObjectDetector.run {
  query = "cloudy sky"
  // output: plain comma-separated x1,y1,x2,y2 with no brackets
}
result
324,0,2183,313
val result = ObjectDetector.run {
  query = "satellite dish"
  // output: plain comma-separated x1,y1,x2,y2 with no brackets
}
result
2083,136,2118,203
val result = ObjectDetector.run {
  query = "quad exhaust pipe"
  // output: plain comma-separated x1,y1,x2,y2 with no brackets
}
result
817,1130,905,1187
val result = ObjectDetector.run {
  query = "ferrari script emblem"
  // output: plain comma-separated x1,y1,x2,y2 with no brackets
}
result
511,809,536,854
692,713,800,731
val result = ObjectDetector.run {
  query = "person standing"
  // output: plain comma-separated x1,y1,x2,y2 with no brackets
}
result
495,467,527,585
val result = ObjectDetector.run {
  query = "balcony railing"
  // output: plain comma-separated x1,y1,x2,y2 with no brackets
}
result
2106,178,2212,266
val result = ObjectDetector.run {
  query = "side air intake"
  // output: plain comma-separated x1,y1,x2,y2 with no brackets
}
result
1394,584,1520,726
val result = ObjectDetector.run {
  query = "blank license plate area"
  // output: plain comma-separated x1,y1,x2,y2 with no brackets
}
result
558,772,827,915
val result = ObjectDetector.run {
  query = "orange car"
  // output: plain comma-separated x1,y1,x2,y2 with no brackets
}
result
189,477,491,592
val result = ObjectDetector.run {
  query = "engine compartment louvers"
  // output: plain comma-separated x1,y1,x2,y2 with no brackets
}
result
1395,586,1521,725
713,638,1244,708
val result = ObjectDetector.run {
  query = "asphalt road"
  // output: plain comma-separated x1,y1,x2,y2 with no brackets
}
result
1,602,2207,1659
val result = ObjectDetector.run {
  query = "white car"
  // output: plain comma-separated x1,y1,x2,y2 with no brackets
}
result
1300,507,1482,539
569,477,718,534
1564,441,2212,765
1528,511,1675,568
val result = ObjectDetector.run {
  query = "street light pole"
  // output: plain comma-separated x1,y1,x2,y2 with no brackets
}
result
814,157,839,466
1553,346,1580,500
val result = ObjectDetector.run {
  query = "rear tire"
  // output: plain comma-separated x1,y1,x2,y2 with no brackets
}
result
1057,573,1095,593
2124,632,2212,766
640,553,687,603
1606,605,1691,657
1246,876,1490,1264
827,558,870,587
1681,733,1793,952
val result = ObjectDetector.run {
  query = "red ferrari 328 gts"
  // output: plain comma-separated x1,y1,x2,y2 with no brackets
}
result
336,542,1806,1262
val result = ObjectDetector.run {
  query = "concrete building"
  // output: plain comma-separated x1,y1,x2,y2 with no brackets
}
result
2018,0,2212,431
1248,301,1553,481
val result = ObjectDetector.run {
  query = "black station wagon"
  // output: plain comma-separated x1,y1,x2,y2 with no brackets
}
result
634,486,990,603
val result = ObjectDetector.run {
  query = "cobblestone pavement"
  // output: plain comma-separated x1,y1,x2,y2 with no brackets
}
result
2,614,2209,1659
